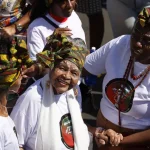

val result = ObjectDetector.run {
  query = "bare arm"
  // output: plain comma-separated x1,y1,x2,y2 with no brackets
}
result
86,123,96,135
120,129,150,146
3,11,31,36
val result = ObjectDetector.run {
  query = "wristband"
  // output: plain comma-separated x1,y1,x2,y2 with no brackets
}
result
14,23,23,33
36,63,43,75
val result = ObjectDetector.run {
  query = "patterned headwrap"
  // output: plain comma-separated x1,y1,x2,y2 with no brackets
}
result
138,7,150,27
37,33,88,71
0,35,33,90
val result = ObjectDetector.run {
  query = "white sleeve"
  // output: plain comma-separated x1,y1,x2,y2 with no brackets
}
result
27,27,45,61
84,36,123,75
10,95,33,147
10,87,41,148
0,131,4,150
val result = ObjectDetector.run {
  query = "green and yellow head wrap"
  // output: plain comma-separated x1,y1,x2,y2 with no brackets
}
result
137,7,150,27
37,33,88,71
0,34,33,90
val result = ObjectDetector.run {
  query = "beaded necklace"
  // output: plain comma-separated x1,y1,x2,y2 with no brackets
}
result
118,56,150,126
131,61,150,80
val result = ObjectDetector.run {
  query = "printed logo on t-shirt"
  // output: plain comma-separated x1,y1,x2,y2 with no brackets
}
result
60,113,74,149
105,78,134,112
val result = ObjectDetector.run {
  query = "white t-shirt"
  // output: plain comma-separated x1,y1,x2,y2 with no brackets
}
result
84,35,150,129
27,11,85,60
10,78,82,150
0,116,19,150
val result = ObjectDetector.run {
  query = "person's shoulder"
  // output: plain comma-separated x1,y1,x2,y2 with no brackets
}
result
22,79,43,101
13,79,43,112
0,117,10,137
0,117,7,129
108,35,130,46
10,79,43,120
69,11,81,23
114,35,131,47
115,34,130,42
0,119,5,144
71,11,79,17
28,17,48,30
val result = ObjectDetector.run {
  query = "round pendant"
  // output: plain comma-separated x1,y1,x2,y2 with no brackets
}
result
105,78,134,112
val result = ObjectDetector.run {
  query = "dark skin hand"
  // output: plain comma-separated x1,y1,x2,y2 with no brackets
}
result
54,27,73,36
87,124,123,147
95,129,123,147
21,64,39,78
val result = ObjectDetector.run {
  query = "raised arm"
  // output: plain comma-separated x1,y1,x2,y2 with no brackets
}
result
3,11,31,36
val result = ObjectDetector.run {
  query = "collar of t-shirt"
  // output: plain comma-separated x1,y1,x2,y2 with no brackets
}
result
49,12,68,23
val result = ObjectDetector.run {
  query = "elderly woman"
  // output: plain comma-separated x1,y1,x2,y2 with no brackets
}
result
0,30,33,149
11,33,90,150
84,7,150,149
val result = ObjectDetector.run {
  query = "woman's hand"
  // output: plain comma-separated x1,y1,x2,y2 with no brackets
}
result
104,129,123,146
54,27,72,36
22,64,39,78
3,24,16,36
95,128,123,147
95,130,109,147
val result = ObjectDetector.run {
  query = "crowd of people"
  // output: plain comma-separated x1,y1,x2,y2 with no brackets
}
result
0,0,150,150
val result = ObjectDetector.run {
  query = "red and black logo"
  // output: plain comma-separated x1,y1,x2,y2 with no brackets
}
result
105,78,134,112
60,113,74,149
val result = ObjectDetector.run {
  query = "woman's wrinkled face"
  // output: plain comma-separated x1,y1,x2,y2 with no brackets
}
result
50,60,80,94
130,21,150,64
54,0,76,17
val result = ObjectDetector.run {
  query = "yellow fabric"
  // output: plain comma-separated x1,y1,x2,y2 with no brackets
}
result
37,33,88,71
138,7,150,27
0,36,33,90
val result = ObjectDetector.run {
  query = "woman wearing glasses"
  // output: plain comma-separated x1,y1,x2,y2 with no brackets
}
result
84,7,150,149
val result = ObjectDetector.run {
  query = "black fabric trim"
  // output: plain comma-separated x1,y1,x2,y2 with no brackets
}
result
42,16,59,28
